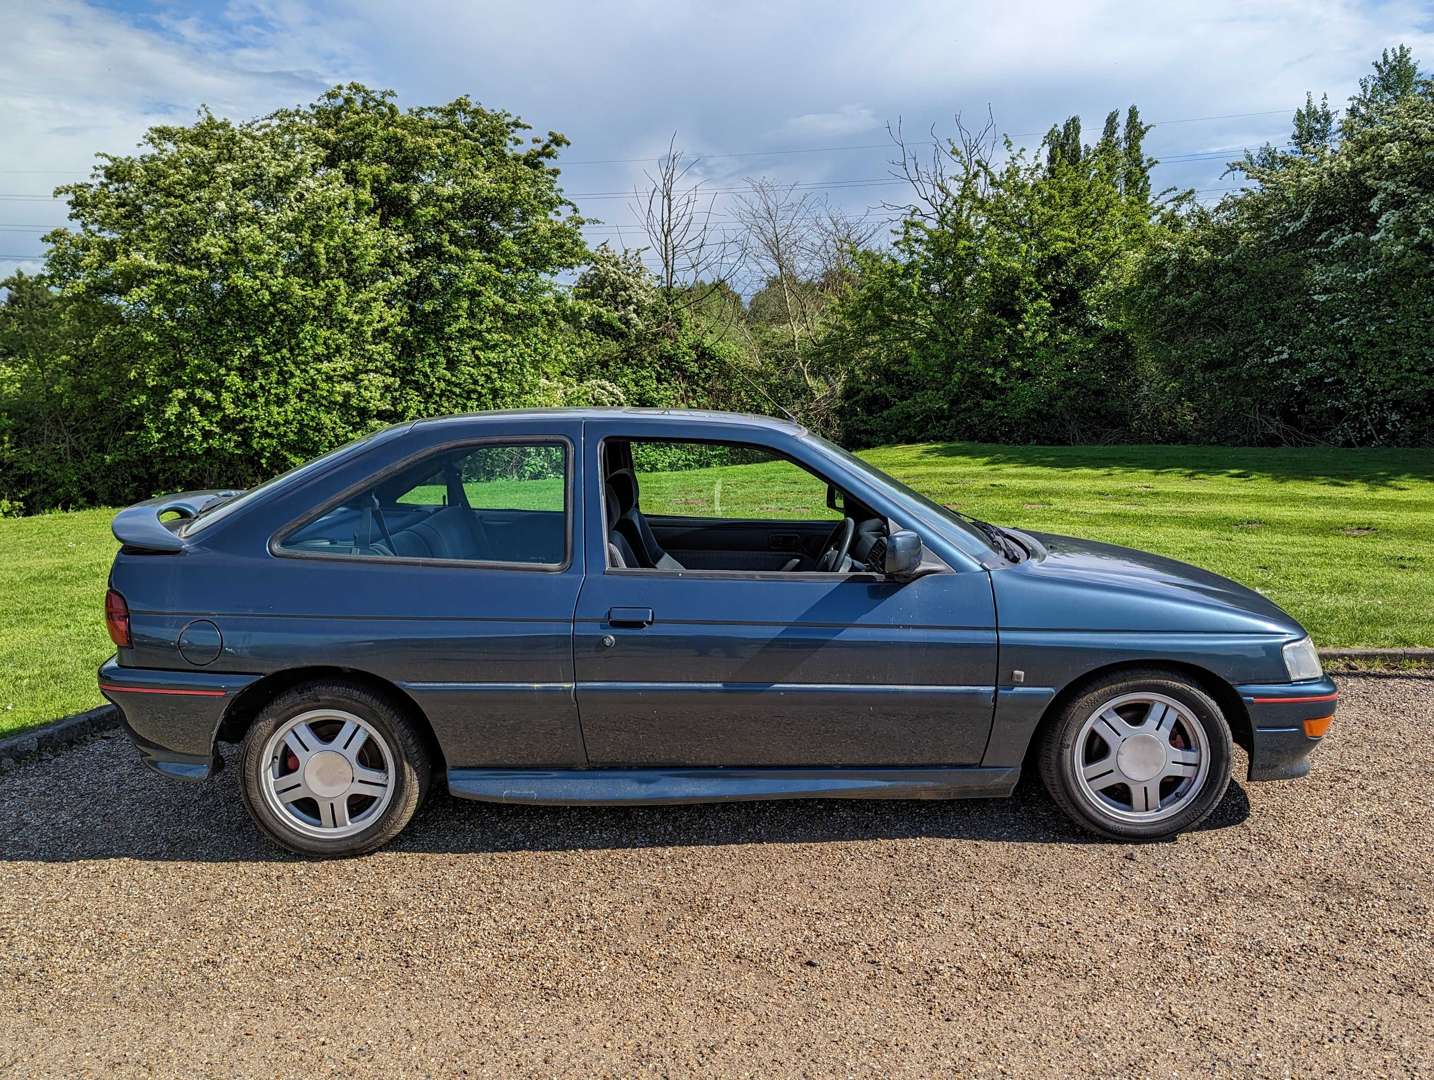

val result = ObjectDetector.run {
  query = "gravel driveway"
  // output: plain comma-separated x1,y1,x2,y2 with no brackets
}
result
1,674,1431,1078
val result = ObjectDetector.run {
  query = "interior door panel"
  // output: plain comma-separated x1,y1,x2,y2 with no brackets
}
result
474,508,567,564
651,515,834,569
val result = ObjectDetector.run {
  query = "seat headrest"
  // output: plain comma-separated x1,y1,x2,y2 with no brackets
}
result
608,468,639,515
605,483,621,527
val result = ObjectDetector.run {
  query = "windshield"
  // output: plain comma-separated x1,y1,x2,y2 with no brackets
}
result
182,426,402,536
808,434,1002,555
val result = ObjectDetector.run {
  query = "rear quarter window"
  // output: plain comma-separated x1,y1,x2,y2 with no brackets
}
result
278,441,569,567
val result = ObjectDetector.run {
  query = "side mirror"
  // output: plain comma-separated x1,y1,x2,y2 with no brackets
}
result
883,529,922,579
826,484,845,512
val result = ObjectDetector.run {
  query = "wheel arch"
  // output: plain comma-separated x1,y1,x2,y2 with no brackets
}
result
216,666,447,774
1022,659,1253,769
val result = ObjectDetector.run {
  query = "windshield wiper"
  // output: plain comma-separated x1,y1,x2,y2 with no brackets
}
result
187,489,245,522
964,516,1025,563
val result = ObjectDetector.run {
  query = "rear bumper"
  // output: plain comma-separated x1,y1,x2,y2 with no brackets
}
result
1236,676,1339,781
99,656,257,780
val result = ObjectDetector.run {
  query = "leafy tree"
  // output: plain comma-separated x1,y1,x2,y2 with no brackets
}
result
26,84,587,505
1129,47,1434,446
830,108,1170,446
1344,45,1430,132
1292,93,1335,155
570,244,748,414
0,272,124,511
573,244,660,342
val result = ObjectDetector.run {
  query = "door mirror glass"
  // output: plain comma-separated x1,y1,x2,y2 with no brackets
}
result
884,529,923,578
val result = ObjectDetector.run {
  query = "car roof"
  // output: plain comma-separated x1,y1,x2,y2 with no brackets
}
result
410,407,808,436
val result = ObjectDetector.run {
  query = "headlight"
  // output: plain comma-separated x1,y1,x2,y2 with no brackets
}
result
1282,637,1323,681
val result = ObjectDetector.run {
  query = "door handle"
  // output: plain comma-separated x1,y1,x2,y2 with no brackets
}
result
608,606,654,628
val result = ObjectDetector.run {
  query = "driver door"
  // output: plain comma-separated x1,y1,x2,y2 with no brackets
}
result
571,425,998,767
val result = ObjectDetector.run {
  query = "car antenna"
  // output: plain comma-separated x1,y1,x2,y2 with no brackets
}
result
729,365,801,426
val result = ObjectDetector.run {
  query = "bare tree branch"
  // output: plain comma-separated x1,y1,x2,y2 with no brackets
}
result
631,134,746,315
883,111,999,226
734,177,821,356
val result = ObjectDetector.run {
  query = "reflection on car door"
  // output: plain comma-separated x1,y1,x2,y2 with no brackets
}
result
571,430,998,767
573,571,997,766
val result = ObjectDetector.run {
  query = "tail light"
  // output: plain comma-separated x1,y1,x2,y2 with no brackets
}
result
105,588,131,648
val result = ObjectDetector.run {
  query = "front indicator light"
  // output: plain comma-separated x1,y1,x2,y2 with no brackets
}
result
1304,716,1333,738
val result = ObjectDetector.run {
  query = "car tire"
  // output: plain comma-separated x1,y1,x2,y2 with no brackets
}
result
239,681,432,857
1038,669,1233,841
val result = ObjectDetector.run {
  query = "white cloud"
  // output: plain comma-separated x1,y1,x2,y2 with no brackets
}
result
778,105,881,139
0,0,367,268
3,0,1433,270
330,0,1434,230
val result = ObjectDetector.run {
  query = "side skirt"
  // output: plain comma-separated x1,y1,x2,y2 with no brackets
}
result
445,765,1021,806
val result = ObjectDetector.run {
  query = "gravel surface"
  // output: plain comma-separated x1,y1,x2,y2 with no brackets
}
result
1,674,1431,1078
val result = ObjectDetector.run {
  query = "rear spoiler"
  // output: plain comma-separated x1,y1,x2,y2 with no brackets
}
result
111,490,241,553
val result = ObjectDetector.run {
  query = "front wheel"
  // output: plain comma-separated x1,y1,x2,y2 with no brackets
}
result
239,681,432,856
1038,670,1233,840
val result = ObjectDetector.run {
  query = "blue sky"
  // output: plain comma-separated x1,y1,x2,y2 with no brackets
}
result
3,0,1432,274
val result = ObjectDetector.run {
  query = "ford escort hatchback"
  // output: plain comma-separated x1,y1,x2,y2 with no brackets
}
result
100,409,1338,856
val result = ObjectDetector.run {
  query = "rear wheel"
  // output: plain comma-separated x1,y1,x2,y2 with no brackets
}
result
239,681,431,856
1038,670,1233,840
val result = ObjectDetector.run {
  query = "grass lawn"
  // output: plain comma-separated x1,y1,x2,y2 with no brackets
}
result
1,507,120,737
859,443,1432,651
1,442,1429,737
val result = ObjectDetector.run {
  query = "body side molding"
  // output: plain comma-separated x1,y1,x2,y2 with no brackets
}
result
446,765,1020,804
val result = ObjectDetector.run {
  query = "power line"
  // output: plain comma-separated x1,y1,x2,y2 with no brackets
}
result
557,109,1296,165
0,142,1296,204
564,155,1271,204
567,178,906,199
0,107,1305,179
0,184,1253,242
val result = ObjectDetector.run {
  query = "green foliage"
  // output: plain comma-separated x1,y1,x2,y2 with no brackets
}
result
1344,45,1430,132
4,50,1432,519
2,84,587,512
570,244,750,416
0,272,127,508
1129,48,1434,446
827,47,1433,450
830,108,1168,446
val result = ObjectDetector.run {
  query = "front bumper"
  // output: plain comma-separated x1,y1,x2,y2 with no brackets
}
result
1236,675,1339,781
99,656,258,780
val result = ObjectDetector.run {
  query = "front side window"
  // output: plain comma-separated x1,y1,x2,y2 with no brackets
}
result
279,441,568,567
602,437,887,575
627,442,844,521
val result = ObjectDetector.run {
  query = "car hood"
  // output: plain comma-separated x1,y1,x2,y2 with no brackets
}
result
992,530,1305,636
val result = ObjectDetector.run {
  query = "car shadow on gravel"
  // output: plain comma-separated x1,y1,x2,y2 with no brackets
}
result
0,734,1251,863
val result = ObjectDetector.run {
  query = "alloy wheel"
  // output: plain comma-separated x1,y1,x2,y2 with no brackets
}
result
1071,691,1211,825
258,709,396,840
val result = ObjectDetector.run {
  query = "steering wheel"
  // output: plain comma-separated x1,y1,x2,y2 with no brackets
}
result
816,516,856,573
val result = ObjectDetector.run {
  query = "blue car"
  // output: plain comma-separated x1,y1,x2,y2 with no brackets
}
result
99,409,1338,855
